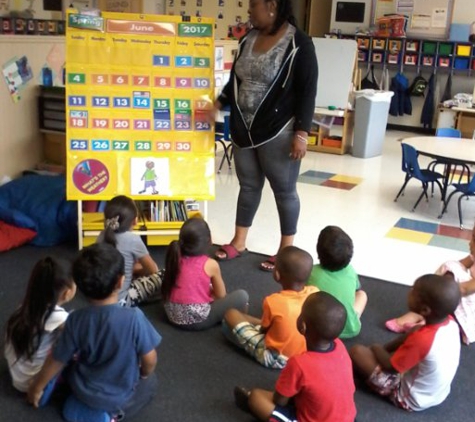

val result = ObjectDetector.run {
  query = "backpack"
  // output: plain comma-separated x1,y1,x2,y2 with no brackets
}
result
361,65,380,90
409,75,428,96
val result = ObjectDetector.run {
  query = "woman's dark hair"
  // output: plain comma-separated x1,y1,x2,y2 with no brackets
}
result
267,0,297,35
5,257,73,361
161,217,211,301
317,226,354,272
102,195,138,248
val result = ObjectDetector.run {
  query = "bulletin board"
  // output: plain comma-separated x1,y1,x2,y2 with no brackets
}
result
165,0,247,40
312,38,357,110
97,0,143,13
374,0,454,40
65,11,216,200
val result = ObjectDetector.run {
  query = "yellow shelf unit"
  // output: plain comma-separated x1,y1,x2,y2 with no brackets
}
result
78,201,200,248
307,108,354,155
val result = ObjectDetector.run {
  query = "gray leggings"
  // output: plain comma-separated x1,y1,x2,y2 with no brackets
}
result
180,289,249,331
233,127,301,236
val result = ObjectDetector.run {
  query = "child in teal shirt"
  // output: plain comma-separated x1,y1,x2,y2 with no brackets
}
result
307,226,367,338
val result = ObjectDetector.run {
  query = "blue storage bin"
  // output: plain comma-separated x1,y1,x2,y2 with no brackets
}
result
454,57,470,69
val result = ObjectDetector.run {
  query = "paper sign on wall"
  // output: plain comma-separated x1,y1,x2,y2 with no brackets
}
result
2,56,33,103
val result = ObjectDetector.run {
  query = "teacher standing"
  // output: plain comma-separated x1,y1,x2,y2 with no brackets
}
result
214,0,318,271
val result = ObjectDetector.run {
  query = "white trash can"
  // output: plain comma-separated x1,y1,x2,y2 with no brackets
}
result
352,90,394,158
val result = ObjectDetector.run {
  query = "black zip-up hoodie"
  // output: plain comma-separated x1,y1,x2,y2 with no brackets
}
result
217,26,318,149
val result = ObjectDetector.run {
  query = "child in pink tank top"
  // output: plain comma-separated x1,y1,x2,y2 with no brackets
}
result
161,217,249,331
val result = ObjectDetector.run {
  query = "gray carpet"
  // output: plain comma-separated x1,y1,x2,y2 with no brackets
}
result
0,242,474,422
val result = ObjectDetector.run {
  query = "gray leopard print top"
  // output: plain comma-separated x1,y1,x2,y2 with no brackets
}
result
234,25,295,128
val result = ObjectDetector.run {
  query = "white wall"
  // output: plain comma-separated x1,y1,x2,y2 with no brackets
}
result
0,1,165,18
0,36,65,180
452,0,475,24
143,0,165,15
5,0,473,24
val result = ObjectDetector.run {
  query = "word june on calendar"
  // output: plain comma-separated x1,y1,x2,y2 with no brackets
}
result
66,11,216,200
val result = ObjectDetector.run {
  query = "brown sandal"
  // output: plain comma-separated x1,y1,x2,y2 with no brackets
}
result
214,244,248,261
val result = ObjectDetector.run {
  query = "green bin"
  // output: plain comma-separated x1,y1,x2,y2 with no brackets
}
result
439,43,453,55
422,42,437,54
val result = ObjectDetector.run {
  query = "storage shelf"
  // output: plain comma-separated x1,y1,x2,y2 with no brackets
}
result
308,109,354,155
38,87,66,166
352,35,475,74
314,107,345,117
79,201,201,248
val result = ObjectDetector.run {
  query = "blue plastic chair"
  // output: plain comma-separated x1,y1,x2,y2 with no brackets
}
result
430,127,470,184
215,114,233,173
436,127,462,138
394,143,444,212
440,173,475,228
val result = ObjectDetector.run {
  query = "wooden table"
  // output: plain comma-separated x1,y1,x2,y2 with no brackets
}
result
452,106,475,139
402,136,475,215
437,106,475,139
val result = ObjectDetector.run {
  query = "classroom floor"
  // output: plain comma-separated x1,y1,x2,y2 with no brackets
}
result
209,129,475,286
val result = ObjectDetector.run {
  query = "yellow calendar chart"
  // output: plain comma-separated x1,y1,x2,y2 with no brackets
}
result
66,11,215,200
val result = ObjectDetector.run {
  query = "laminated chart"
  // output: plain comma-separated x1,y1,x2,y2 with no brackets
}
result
66,11,215,200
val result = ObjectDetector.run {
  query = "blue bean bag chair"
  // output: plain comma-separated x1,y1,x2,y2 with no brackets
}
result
0,174,77,247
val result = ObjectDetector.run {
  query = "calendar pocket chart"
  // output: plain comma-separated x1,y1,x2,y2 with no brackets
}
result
66,11,215,200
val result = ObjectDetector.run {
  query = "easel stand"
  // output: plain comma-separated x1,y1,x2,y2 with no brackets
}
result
310,38,358,155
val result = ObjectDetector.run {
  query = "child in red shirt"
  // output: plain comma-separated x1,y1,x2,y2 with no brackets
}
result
234,291,357,422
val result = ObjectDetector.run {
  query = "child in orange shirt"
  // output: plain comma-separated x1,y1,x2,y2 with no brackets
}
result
222,246,318,369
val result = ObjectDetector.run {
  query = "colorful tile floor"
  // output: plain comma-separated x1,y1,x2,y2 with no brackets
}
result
386,218,471,252
298,170,363,190
210,130,474,285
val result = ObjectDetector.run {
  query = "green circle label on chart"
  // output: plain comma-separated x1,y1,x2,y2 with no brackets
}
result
73,159,109,194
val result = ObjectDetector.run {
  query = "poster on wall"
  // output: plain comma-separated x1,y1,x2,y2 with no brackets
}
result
65,11,216,200
0,0,9,12
2,55,33,103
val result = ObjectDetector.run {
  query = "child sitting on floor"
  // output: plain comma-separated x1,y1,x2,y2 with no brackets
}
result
5,257,76,394
162,217,248,330
307,225,367,338
233,291,356,422
386,225,475,344
350,274,461,412
98,195,164,307
28,243,161,422
222,246,318,369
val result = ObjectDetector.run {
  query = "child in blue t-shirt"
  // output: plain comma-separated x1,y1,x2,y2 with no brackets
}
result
28,243,161,422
